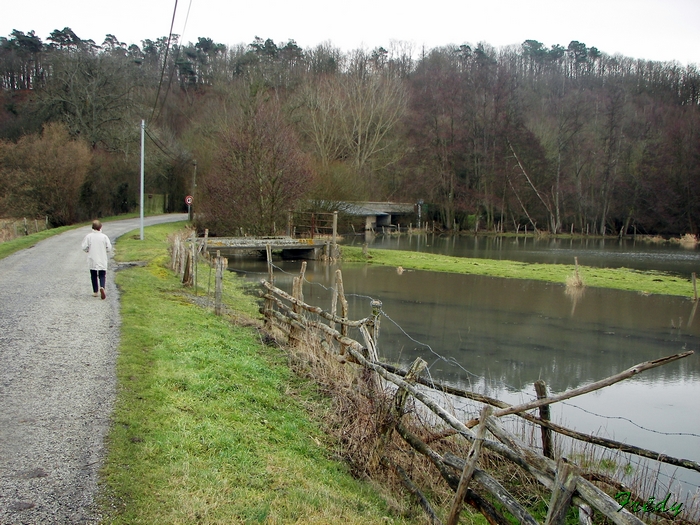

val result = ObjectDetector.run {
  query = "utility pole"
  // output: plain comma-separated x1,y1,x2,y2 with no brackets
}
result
140,119,145,240
189,160,197,221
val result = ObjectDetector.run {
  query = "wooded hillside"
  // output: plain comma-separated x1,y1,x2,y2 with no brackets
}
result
1,28,698,235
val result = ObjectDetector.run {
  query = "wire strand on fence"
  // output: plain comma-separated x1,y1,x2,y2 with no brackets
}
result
561,401,700,439
226,259,700,449
199,254,700,504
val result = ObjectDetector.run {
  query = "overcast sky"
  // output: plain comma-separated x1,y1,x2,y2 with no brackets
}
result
3,0,700,65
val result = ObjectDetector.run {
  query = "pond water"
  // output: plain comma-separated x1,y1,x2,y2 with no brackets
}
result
227,235,700,503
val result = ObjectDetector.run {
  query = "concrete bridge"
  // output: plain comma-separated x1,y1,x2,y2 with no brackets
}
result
204,236,331,259
339,201,416,231
203,201,416,260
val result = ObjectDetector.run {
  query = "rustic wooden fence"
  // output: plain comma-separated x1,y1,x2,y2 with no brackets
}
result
287,211,338,240
1,216,50,242
259,262,697,525
171,229,233,316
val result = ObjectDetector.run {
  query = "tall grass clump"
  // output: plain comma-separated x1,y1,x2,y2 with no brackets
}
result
565,257,585,289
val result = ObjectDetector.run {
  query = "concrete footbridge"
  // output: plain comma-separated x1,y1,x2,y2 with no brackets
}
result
204,236,331,259
201,201,416,260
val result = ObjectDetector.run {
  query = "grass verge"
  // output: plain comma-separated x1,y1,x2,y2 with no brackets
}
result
0,225,78,259
0,212,142,261
101,222,417,524
341,246,697,298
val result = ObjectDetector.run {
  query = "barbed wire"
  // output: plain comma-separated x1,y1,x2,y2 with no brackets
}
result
561,401,700,439
379,308,497,385
620,453,699,492
199,260,700,495
223,259,700,446
267,262,376,301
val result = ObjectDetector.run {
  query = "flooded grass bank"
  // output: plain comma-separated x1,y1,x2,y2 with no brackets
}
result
341,245,697,299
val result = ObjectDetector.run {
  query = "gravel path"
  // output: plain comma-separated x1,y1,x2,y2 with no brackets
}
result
0,214,187,524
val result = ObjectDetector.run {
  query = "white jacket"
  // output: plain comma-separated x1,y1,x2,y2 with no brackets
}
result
81,230,113,271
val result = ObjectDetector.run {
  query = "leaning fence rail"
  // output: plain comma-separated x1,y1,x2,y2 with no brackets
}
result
167,231,698,524
258,263,696,525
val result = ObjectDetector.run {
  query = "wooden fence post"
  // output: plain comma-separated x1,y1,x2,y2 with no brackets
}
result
335,269,349,355
329,277,338,332
289,262,307,345
192,237,197,293
332,211,338,257
179,237,187,278
182,251,191,285
535,380,553,458
182,235,194,287
579,504,593,525
371,299,382,348
372,357,427,471
214,255,224,316
264,245,274,329
447,406,491,525
544,459,578,525
266,244,273,284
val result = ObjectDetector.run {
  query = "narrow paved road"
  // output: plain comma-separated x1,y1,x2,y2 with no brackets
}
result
0,214,187,524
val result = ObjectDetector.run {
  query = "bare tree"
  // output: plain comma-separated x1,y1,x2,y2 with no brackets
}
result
0,123,90,225
201,91,312,236
296,76,345,170
337,62,408,177
38,51,140,151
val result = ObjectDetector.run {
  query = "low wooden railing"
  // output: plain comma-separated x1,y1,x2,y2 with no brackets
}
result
259,262,696,525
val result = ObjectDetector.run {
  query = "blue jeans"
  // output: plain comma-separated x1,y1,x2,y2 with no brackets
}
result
90,270,106,293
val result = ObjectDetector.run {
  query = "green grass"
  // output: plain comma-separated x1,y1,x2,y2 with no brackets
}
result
101,222,417,524
0,212,142,261
341,246,697,298
0,224,78,259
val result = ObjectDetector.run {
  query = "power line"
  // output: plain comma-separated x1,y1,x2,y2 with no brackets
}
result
144,128,178,160
153,0,195,124
149,0,179,125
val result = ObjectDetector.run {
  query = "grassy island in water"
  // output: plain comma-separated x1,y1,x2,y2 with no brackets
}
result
340,245,697,299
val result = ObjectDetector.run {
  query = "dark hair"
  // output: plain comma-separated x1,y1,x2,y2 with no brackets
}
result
92,220,102,231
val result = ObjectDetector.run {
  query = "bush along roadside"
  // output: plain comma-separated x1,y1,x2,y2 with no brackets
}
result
100,222,421,524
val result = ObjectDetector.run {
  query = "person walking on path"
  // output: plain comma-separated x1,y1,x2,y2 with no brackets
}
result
1,213,186,524
81,220,113,299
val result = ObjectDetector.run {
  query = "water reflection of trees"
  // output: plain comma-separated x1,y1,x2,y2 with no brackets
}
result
236,260,700,393
357,269,700,393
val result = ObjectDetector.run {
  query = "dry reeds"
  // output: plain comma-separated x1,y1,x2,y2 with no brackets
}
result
640,235,668,244
679,233,699,248
566,257,585,289
276,329,461,514
279,329,382,473
563,439,700,524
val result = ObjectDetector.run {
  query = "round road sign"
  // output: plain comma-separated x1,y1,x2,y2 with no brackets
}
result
185,195,193,205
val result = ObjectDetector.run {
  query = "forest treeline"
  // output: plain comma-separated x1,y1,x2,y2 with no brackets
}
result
0,28,699,235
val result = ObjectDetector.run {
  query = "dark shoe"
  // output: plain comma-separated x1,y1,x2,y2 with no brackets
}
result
100,287,106,300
